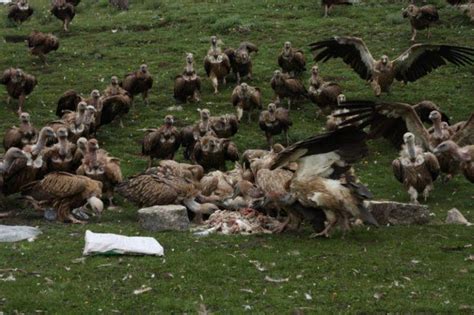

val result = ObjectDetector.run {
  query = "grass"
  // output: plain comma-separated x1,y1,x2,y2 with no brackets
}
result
0,0,473,313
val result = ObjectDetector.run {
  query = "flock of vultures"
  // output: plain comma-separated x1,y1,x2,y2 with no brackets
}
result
0,0,473,237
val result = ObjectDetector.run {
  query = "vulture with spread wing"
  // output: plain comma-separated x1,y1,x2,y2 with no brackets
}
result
142,115,181,168
309,37,474,96
174,53,201,104
1,68,37,114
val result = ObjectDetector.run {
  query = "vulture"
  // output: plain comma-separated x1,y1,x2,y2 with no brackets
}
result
434,141,474,183
174,53,201,104
55,89,83,117
392,133,440,204
115,167,218,220
209,114,239,138
120,64,154,104
231,83,262,122
259,103,292,147
100,77,132,128
322,0,357,17
21,172,103,224
278,41,306,76
308,65,343,115
43,127,78,173
181,109,213,160
268,126,378,237
309,37,474,96
459,1,474,22
224,42,258,84
0,68,37,114
3,112,37,150
22,126,56,170
402,4,439,41
109,0,129,10
270,70,308,110
27,31,59,64
0,147,29,195
55,101,93,142
204,36,231,94
7,0,33,24
191,133,239,171
77,139,122,209
51,0,75,32
142,115,182,168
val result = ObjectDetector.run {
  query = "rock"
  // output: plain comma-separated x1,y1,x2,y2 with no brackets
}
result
445,208,472,226
138,205,190,232
366,201,430,225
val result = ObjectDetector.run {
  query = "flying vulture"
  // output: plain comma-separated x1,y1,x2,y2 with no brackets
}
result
174,53,201,104
0,68,37,114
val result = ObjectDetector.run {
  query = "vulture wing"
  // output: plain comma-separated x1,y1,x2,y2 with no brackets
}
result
40,172,88,198
224,141,240,162
309,36,376,80
275,108,292,127
203,56,212,77
392,44,474,83
391,159,404,184
0,69,13,85
424,152,440,181
56,90,82,117
240,42,259,53
451,112,474,146
3,127,22,150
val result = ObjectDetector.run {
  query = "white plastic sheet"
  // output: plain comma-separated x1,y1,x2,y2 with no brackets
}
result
83,230,164,256
0,225,41,242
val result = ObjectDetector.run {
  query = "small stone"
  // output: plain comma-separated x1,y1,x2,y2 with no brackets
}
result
367,201,430,225
445,208,472,226
138,205,190,232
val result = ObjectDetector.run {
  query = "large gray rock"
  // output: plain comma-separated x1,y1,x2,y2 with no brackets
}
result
367,201,430,226
138,205,190,232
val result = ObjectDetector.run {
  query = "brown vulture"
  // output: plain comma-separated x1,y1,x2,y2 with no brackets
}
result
259,103,292,147
191,134,239,172
209,114,239,138
402,4,439,41
224,42,258,84
270,70,308,110
392,132,440,204
7,0,33,24
22,126,56,170
278,41,306,76
51,0,75,32
255,126,378,237
27,31,59,64
204,36,231,94
459,1,474,22
174,53,201,104
322,0,356,17
55,89,83,117
43,127,78,173
120,64,154,104
180,108,214,160
231,83,262,122
434,141,474,183
3,112,37,150
100,78,132,128
308,65,343,115
0,148,29,195
21,172,103,224
141,115,181,168
309,37,474,96
0,68,37,114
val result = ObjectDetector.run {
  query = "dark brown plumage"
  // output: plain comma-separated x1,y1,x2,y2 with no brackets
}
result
322,0,356,17
403,4,439,41
259,103,292,147
209,114,239,138
120,64,154,104
174,53,201,104
3,112,37,150
434,141,474,183
43,127,78,173
181,109,214,160
308,65,343,115
225,42,258,84
142,115,181,168
109,0,129,10
204,36,231,94
231,83,262,122
270,70,308,110
0,68,37,114
27,31,59,64
7,0,33,24
191,134,239,171
51,0,75,32
66,0,81,6
0,148,29,196
278,41,306,76
99,95,131,128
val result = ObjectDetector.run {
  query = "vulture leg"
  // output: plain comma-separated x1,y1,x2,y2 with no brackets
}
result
266,133,273,149
287,98,292,111
147,157,154,169
193,90,201,103
6,96,11,105
310,212,337,238
211,76,219,94
247,71,252,81
67,213,86,224
142,91,149,105
284,129,289,146
108,195,118,210
247,111,251,123
370,80,382,97
324,5,329,17
427,26,432,39
408,186,419,204
18,94,26,114
119,118,124,128
423,185,433,202
64,18,70,32
236,72,241,85
411,27,417,42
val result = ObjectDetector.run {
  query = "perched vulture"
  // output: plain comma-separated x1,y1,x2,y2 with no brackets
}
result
392,133,440,204
308,65,343,115
21,172,103,224
7,0,33,24
0,148,29,196
322,0,356,17
309,37,474,96
27,31,59,64
204,36,231,94
259,103,292,147
43,127,78,173
0,68,37,114
209,114,239,138
268,126,377,237
174,53,201,104
3,112,37,150
120,64,154,104
402,4,439,41
231,83,262,122
434,141,474,183
270,70,308,110
51,0,75,32
76,139,122,209
100,78,132,128
191,134,239,171
225,42,258,83
142,115,181,168
181,109,214,160
278,41,306,76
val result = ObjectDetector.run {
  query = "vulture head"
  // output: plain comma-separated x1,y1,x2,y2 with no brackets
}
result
87,138,99,152
428,110,442,123
283,41,292,55
186,53,194,65
199,108,210,121
268,102,277,113
210,36,218,47
200,135,220,153
164,115,175,126
403,132,417,162
380,55,390,65
1,147,27,170
434,141,471,162
47,35,60,51
402,4,417,18
86,196,104,217
91,89,100,99
12,68,24,84
56,127,68,140
311,65,319,77
140,64,148,74
77,137,88,152
19,112,31,124
84,105,97,123
240,82,249,95
337,94,346,105
237,50,250,64
77,101,87,113
111,76,119,86
40,126,56,141
18,0,29,10
272,70,284,82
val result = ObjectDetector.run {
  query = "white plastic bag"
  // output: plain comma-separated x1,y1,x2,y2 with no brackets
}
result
0,225,41,242
83,230,164,256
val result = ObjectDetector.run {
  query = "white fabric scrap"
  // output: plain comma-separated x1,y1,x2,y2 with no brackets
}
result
0,225,41,242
